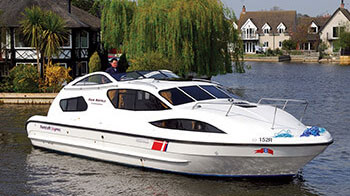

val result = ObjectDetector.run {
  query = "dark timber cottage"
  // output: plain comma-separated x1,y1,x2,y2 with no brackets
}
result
0,0,101,78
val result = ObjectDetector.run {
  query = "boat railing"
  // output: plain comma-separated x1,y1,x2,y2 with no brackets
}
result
192,99,250,116
192,78,220,85
257,98,309,129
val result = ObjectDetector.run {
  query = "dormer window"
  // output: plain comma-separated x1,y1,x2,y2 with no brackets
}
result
262,23,271,34
309,22,318,34
277,22,286,34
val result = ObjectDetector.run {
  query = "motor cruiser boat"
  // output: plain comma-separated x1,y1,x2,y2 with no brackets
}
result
26,71,333,177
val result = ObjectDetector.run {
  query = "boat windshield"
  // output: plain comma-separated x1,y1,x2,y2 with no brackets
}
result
159,88,194,106
160,85,240,106
179,86,215,101
199,85,231,99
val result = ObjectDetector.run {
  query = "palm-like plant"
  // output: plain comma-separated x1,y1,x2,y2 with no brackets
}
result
41,11,68,65
20,6,44,73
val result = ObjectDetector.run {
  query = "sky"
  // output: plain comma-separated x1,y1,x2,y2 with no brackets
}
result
221,0,350,18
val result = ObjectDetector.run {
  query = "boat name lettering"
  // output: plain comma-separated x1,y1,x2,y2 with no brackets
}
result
88,98,106,105
259,137,273,142
40,125,61,132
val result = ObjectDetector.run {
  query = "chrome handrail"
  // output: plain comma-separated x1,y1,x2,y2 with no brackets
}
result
192,99,251,116
257,98,309,129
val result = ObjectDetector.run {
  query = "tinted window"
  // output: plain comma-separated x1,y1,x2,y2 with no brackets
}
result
74,74,112,86
179,86,215,101
150,119,225,133
108,89,169,111
60,96,88,112
200,85,230,99
159,88,194,106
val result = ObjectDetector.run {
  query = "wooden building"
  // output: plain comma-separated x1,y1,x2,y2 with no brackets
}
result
0,0,101,78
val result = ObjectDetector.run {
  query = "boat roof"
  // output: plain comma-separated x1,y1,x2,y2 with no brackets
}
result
67,71,220,92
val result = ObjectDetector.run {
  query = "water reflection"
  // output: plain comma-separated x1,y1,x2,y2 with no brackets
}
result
25,148,319,196
1,62,349,195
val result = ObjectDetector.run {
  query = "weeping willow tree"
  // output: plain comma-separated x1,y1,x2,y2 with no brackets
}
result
101,0,244,76
101,0,136,50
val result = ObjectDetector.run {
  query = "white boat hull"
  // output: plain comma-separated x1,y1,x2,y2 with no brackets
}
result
26,120,330,177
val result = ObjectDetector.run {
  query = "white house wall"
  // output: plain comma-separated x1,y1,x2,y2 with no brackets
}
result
320,10,350,53
258,33,291,50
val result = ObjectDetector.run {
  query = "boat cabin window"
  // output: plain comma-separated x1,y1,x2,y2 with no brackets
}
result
199,85,230,99
60,96,88,112
159,88,195,106
74,74,112,86
108,89,169,111
179,86,215,101
150,119,225,134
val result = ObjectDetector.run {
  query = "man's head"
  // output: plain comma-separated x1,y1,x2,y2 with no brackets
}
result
111,58,118,68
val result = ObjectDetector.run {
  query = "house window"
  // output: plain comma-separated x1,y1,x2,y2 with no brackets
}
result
263,42,269,47
76,61,88,76
278,28,285,33
279,41,282,48
61,31,72,48
75,30,89,48
333,27,339,37
14,30,31,48
310,27,317,33
108,89,169,111
264,29,270,34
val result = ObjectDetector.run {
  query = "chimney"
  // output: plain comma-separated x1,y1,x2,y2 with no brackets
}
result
242,5,246,14
341,0,345,8
68,0,72,13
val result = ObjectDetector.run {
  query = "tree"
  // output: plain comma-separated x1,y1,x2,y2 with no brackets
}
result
101,0,136,50
41,11,68,65
101,0,242,77
88,51,101,73
339,31,350,51
20,6,45,73
21,7,68,76
72,0,101,17
282,39,297,52
291,23,309,50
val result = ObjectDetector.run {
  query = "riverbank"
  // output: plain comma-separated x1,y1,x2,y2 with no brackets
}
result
244,55,341,63
0,93,57,104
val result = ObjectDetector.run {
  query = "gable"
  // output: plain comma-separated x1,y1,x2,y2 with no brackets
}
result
277,22,286,30
320,8,350,32
241,19,257,30
262,23,271,30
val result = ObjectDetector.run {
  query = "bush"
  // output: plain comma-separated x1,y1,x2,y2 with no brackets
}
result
128,51,181,73
88,51,101,73
42,63,72,93
266,49,274,56
0,78,14,92
10,64,39,93
275,48,283,56
282,39,297,51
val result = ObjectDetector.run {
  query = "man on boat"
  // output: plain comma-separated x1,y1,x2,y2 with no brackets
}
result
106,58,124,80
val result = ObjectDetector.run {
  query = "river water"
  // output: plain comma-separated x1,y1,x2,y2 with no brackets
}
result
0,62,349,196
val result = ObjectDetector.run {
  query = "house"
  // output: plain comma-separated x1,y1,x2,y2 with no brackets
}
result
0,0,101,78
296,16,330,51
319,0,350,53
237,6,297,53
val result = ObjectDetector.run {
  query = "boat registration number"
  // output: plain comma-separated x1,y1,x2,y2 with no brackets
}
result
259,137,273,142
